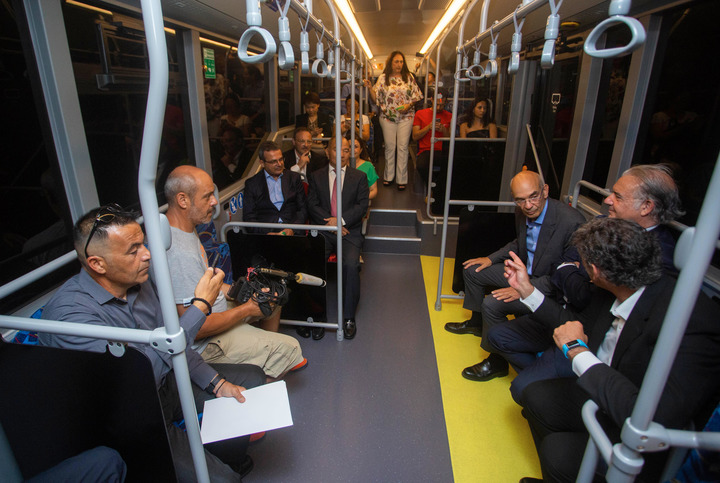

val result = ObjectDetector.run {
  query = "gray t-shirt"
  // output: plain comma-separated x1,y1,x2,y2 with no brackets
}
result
166,226,227,352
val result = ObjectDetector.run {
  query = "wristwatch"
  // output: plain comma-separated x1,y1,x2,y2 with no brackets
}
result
205,373,225,395
562,339,589,359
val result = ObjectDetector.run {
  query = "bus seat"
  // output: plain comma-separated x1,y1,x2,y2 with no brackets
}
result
0,341,175,481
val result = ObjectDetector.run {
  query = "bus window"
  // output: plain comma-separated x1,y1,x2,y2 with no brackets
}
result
278,69,296,128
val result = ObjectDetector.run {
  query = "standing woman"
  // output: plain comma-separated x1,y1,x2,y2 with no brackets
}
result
365,51,423,191
459,98,498,138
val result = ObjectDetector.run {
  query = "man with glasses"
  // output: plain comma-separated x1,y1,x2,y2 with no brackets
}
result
164,165,306,379
40,204,264,480
307,136,369,340
244,141,308,236
445,170,585,382
284,127,328,183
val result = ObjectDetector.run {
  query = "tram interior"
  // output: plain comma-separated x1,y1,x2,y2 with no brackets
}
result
1,0,720,481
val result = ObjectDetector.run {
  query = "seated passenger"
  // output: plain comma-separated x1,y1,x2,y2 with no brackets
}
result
459,98,498,139
164,166,305,379
307,136,370,340
445,170,585,382
243,141,307,236
39,204,264,481
284,127,328,183
295,92,333,149
412,87,452,189
505,218,720,482
338,95,370,142
488,163,685,402
212,125,251,188
345,131,378,200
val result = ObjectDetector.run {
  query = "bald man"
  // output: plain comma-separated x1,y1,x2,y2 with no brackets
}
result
164,166,306,379
446,170,586,381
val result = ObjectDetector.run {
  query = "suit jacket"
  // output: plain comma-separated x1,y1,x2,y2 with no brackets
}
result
243,169,307,233
551,221,678,310
283,148,329,175
307,165,369,247
533,275,720,431
488,198,586,278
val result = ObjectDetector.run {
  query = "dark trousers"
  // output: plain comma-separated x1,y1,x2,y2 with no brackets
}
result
323,233,362,319
27,446,127,483
159,363,265,482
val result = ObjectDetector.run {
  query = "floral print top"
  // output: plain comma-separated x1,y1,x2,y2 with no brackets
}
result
373,74,423,123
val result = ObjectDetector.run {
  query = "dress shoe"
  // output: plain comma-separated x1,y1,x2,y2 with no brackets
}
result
519,478,543,483
462,355,509,381
312,327,325,340
343,319,356,339
230,455,254,478
296,327,311,338
444,320,482,336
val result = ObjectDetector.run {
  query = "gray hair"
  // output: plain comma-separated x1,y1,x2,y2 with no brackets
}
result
164,168,199,207
572,217,662,289
623,164,684,224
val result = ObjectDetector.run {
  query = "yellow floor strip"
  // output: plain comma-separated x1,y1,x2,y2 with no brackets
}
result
421,256,542,483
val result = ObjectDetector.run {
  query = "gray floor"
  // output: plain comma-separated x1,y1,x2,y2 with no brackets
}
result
245,256,452,482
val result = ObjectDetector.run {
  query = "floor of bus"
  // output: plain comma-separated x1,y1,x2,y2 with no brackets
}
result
244,150,541,482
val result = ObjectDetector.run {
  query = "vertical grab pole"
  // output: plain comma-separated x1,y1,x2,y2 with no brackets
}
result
137,0,210,481
435,0,483,311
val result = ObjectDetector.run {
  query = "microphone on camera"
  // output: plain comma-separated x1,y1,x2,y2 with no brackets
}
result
256,268,326,287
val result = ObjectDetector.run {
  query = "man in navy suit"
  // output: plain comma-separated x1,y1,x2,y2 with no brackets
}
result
243,141,307,236
284,127,328,183
307,136,369,339
506,218,720,483
446,170,586,381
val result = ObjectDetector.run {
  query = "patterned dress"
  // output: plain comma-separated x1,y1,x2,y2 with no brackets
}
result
373,74,423,122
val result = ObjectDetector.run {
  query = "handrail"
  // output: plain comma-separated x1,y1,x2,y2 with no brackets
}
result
540,0,563,68
276,0,295,70
584,0,646,59
0,251,76,301
526,124,546,183
238,0,277,64
577,154,720,481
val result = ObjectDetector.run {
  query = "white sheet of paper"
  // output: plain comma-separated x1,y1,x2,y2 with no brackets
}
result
200,380,293,444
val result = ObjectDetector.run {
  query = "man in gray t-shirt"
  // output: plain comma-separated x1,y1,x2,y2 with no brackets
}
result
164,166,305,378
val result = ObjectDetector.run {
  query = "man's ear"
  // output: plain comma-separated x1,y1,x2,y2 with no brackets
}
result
176,192,190,209
542,183,550,198
639,199,655,218
86,255,107,275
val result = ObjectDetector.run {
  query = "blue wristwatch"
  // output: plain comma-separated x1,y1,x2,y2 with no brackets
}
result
562,339,589,359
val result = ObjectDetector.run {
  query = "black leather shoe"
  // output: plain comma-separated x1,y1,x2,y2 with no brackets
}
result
230,455,254,478
462,355,509,381
343,319,356,339
296,327,311,338
312,327,325,340
444,320,482,336
519,478,543,483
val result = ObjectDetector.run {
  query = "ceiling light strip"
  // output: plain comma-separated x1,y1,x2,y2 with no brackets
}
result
419,0,468,54
332,0,374,58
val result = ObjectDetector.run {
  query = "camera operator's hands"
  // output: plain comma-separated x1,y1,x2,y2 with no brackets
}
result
192,268,225,311
240,296,265,318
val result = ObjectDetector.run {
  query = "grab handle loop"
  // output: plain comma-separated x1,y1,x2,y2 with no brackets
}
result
300,31,310,73
540,0,563,69
238,0,277,64
276,0,294,70
311,24,328,77
466,63,485,80
584,0,645,58
484,22,499,78
508,5,526,75
326,45,335,79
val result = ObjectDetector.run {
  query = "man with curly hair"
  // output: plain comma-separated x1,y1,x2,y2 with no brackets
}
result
503,218,720,482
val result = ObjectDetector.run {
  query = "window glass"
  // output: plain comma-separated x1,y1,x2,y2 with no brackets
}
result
278,69,295,128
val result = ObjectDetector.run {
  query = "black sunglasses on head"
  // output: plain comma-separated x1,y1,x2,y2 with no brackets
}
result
84,203,131,259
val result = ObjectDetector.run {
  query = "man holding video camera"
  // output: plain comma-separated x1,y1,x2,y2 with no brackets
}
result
164,166,306,379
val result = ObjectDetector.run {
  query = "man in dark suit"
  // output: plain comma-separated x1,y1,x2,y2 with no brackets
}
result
307,136,369,339
489,164,685,402
284,127,328,183
445,170,586,381
243,141,307,236
504,218,720,483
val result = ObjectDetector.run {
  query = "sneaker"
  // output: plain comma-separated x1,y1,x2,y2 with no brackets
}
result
290,358,308,372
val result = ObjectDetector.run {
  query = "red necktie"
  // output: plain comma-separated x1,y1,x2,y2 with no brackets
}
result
331,175,337,217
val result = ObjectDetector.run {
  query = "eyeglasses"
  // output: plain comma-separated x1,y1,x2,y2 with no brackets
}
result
263,157,285,165
514,194,543,206
84,203,128,259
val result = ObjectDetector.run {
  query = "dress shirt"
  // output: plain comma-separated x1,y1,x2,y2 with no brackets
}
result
289,151,308,180
525,201,549,275
264,170,284,220
40,269,216,389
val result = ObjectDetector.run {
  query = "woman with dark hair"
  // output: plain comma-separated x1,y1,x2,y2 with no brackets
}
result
295,91,333,140
364,51,423,191
459,98,498,138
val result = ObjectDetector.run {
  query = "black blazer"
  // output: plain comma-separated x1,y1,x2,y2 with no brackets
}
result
243,169,307,233
282,148,328,176
488,198,586,277
295,112,333,139
533,275,720,431
307,165,369,247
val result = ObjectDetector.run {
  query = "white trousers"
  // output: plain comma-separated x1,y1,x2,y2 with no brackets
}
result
380,116,413,185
